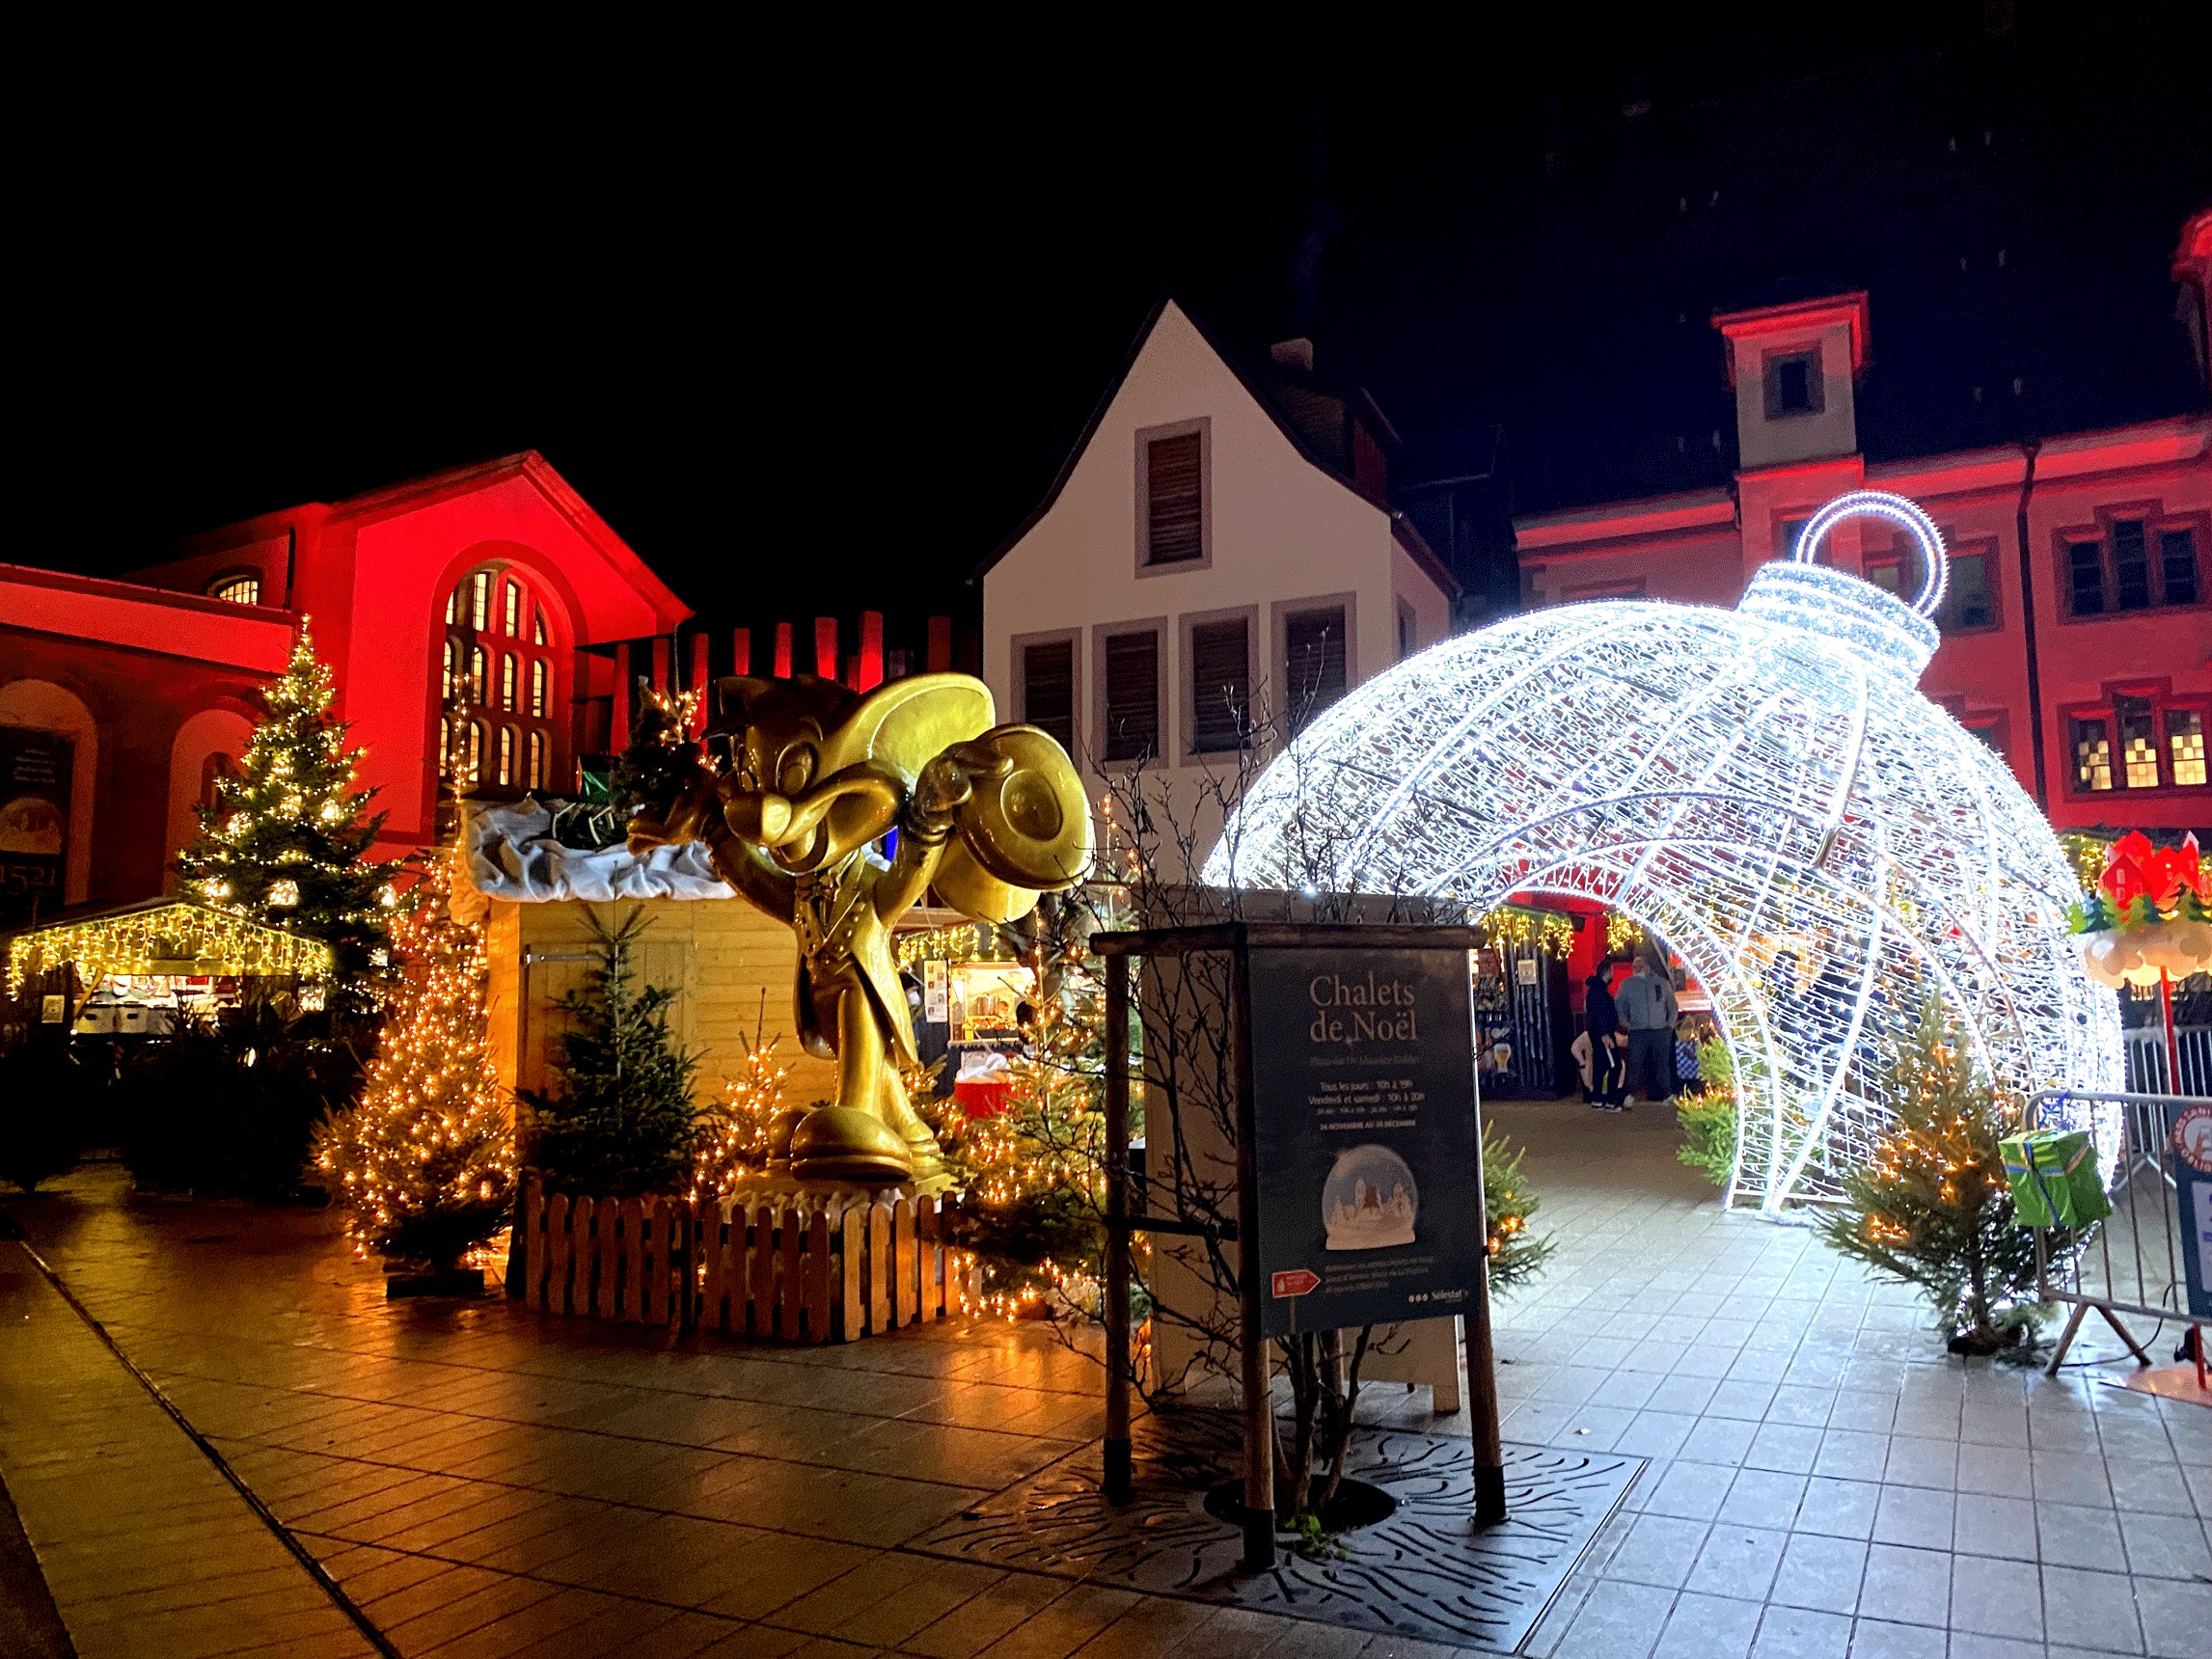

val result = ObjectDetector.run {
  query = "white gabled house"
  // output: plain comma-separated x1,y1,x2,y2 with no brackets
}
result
976,297,1457,873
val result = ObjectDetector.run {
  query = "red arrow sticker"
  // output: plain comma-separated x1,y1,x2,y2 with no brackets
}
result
1271,1269,1321,1299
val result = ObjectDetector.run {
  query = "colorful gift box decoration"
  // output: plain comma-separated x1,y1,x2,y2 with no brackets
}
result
2001,1129,2112,1229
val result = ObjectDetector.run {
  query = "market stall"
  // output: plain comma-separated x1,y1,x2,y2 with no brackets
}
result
2,897,334,1040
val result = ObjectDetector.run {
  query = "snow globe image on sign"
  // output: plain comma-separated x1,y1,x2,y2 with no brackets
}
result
1323,1145,1419,1251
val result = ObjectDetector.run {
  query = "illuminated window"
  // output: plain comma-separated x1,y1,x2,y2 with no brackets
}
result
502,654,518,712
531,659,548,718
207,576,259,606
2118,696,2160,789
443,639,457,700
438,718,451,777
533,605,548,645
498,726,515,787
528,730,546,791
2171,709,2207,787
471,571,491,632
2072,718,2113,792
446,587,457,624
1866,562,1902,596
504,580,521,637
468,646,486,704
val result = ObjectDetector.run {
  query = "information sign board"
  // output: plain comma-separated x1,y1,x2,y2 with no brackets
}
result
2168,1100,2212,1321
1249,947,1483,1337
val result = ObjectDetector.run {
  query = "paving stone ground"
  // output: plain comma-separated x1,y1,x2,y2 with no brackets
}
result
1,1096,2206,1657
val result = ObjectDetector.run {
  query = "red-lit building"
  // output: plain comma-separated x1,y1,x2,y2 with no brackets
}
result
1514,214,2212,838
0,452,689,926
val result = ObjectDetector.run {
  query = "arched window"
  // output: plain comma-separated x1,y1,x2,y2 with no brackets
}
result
442,562,560,801
199,751,235,808
207,575,259,606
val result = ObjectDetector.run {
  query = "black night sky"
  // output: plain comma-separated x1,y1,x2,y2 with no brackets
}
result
21,9,2209,636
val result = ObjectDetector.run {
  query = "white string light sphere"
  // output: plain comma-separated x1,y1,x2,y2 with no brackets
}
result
1206,490,2122,1210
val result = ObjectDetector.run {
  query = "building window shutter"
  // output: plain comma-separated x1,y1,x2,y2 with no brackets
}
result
1283,607,1348,731
1145,432,1204,564
1022,639,1076,755
1103,632,1161,762
1189,618,1250,752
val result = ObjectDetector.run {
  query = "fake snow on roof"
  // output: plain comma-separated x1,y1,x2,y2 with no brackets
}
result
463,800,732,904
1205,491,2124,1210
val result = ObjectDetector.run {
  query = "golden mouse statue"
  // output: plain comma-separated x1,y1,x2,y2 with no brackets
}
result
625,672,1092,1188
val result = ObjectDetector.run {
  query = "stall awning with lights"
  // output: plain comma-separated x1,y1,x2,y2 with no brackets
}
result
5,898,334,996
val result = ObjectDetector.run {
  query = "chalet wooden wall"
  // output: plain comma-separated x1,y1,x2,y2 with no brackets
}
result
480,894,839,1113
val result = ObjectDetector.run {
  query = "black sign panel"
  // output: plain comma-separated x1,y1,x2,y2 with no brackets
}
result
1250,947,1482,1337
0,728,71,931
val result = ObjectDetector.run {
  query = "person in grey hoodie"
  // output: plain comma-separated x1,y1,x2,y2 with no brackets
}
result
1615,955,1679,1106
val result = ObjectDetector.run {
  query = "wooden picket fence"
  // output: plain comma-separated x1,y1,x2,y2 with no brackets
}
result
518,1180,973,1342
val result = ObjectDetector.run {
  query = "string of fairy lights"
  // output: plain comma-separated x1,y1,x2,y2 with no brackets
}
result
6,904,332,996
313,856,513,1260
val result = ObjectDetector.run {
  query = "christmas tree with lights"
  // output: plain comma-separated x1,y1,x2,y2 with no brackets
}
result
175,625,404,992
314,857,515,1269
1820,996,2058,1353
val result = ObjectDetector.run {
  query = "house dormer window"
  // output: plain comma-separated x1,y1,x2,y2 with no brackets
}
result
207,575,259,606
1764,349,1823,419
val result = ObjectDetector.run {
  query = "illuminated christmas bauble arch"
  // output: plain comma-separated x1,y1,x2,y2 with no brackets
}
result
1205,490,2123,1210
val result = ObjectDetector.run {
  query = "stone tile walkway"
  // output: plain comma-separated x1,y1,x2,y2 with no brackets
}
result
1473,1100,2211,1659
0,1097,2205,1657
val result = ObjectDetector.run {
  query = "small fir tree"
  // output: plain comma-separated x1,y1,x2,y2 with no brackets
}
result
691,992,794,1195
523,908,702,1197
1676,1035,1740,1186
313,857,515,1267
175,625,404,994
955,937,1114,1318
1482,1123,1553,1292
1819,997,2065,1353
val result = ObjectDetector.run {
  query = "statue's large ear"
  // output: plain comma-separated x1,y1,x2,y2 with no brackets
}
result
816,672,996,779
715,676,774,726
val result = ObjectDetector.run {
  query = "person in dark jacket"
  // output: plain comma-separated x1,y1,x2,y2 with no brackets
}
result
1583,970,1625,1109
1616,956,1680,1106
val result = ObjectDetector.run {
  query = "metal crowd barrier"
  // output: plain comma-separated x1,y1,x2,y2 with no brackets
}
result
2027,1088,2211,1376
